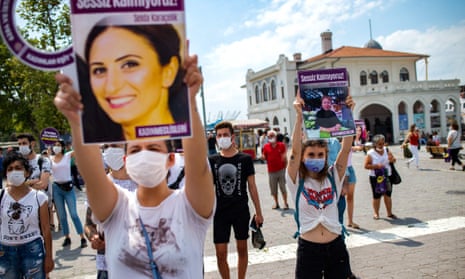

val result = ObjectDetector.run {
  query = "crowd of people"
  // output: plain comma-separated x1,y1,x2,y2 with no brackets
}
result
0,50,463,279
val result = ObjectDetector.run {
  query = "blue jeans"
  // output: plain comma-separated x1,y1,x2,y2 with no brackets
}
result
0,237,45,278
52,182,84,236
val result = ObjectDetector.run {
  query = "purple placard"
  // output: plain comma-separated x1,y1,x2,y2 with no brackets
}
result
0,0,74,71
40,127,60,145
298,68,348,85
70,0,185,14
136,122,190,138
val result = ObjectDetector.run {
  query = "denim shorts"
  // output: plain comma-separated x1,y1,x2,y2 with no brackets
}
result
345,166,357,184
0,237,45,279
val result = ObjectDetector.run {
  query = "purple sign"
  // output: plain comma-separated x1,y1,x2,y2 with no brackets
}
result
0,0,74,71
70,0,185,14
40,127,60,145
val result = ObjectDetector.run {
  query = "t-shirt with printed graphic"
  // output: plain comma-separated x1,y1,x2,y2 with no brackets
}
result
0,189,47,245
102,187,212,279
208,152,255,212
29,154,51,180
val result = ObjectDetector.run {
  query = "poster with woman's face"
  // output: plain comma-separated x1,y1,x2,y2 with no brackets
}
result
298,68,356,139
69,0,191,144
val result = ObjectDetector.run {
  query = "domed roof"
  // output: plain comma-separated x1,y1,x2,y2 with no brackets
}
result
364,39,383,49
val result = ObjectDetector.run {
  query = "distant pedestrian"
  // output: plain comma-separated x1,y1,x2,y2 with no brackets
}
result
402,124,420,168
447,120,464,171
262,130,289,210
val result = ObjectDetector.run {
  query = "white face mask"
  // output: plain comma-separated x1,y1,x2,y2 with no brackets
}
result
269,137,276,143
217,137,232,150
53,146,62,154
19,145,31,156
104,147,125,171
7,170,26,187
125,150,169,188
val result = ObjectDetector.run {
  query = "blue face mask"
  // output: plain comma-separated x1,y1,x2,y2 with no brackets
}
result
304,158,326,172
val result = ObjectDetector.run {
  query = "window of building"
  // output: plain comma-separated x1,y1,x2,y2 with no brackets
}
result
262,83,268,102
249,95,252,106
271,80,277,100
360,71,367,85
255,86,260,104
281,87,285,99
380,70,389,83
370,71,378,84
400,67,409,82
273,116,279,125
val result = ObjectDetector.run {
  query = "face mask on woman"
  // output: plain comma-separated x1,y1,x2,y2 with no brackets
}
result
104,147,125,171
53,146,62,154
7,170,26,187
125,150,169,188
217,137,232,150
304,158,326,172
375,147,384,152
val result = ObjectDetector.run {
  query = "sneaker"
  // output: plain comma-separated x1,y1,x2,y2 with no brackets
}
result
62,237,71,247
80,238,88,248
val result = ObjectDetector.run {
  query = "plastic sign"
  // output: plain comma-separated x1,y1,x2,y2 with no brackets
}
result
0,0,74,71
40,127,60,145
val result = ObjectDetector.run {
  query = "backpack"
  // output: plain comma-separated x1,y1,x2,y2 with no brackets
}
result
293,169,348,238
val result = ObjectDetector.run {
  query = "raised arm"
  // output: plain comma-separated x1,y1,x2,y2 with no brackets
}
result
54,74,117,222
182,54,215,218
334,95,355,179
287,94,305,183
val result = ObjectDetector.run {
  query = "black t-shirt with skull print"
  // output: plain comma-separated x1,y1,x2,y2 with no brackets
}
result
208,152,255,212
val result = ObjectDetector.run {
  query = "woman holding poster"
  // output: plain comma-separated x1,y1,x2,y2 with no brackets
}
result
77,20,189,142
54,53,214,278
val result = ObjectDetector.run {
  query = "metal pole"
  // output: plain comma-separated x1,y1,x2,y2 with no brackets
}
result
199,66,207,130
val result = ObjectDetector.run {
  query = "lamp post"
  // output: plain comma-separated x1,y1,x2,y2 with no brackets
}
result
199,66,207,130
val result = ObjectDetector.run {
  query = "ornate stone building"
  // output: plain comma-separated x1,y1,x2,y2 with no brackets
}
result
244,31,461,143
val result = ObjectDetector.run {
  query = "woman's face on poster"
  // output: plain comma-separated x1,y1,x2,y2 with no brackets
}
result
88,27,173,125
321,97,332,111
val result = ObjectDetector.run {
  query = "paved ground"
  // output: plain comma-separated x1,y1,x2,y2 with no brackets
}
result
48,144,465,279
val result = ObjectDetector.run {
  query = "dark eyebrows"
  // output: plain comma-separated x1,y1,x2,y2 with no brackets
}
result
89,54,142,67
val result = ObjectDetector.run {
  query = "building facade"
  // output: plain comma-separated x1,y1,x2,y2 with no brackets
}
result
244,31,462,143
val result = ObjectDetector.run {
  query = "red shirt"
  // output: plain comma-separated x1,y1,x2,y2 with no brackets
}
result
410,132,419,146
262,142,287,172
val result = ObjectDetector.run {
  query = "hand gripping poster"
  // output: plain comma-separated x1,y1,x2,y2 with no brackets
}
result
298,68,355,139
69,0,191,144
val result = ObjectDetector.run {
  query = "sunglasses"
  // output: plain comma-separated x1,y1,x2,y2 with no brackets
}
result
11,202,22,220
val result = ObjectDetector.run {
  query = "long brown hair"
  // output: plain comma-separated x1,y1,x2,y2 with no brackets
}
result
298,139,329,182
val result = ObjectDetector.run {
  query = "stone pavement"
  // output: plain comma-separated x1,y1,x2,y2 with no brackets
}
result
48,145,465,279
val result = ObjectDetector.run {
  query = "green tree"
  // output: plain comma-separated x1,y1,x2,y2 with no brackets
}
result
0,0,71,142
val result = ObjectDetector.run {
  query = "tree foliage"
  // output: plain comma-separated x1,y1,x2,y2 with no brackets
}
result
0,0,71,142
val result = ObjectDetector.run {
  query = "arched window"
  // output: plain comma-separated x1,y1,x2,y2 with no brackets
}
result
273,116,279,125
400,67,409,82
360,71,367,86
255,86,260,104
380,70,389,83
271,80,277,100
262,83,268,102
370,70,378,84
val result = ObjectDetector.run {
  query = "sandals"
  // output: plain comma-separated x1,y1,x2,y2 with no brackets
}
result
388,214,398,219
272,204,280,210
283,204,290,210
348,223,360,229
373,215,379,220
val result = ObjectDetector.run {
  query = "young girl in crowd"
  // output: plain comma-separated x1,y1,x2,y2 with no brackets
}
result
54,53,215,278
286,93,354,278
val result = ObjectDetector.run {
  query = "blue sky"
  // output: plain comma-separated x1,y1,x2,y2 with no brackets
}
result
184,0,465,122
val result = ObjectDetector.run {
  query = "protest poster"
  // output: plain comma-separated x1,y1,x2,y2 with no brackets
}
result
297,68,355,139
68,0,191,144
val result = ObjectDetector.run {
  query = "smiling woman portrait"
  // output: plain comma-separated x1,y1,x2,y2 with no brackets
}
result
77,20,189,143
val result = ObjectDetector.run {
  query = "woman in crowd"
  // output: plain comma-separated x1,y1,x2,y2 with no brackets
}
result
54,53,215,278
51,140,87,248
447,120,464,171
402,124,420,168
286,93,354,278
364,134,398,219
0,152,54,278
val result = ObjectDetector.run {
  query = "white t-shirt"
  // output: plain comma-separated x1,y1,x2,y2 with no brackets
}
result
0,189,47,245
29,154,51,180
448,130,462,149
51,152,73,182
286,167,343,235
102,186,212,279
367,147,392,176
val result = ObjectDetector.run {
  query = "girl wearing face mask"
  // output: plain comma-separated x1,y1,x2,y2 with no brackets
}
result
364,134,397,220
51,140,88,249
54,54,215,278
286,93,355,279
0,152,54,278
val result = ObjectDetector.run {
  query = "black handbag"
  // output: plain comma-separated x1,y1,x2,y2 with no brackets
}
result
54,181,73,192
389,162,402,185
